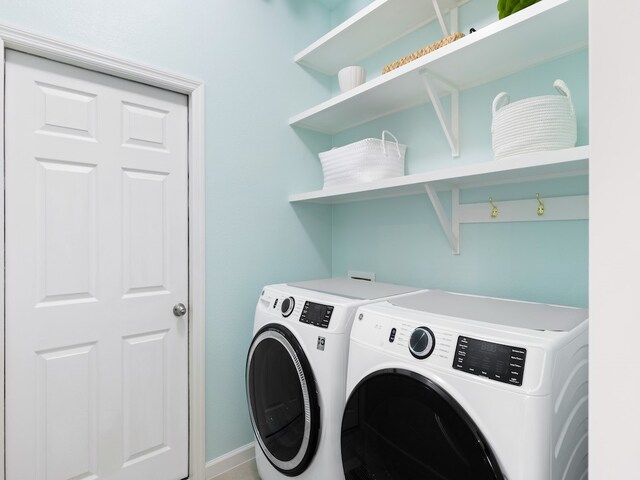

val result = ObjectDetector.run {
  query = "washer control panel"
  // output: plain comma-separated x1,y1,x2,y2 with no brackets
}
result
384,320,455,363
299,301,334,329
409,327,436,359
280,296,295,317
350,307,541,391
453,336,527,386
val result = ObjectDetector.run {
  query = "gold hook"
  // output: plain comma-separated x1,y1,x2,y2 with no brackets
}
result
489,197,498,219
536,193,544,216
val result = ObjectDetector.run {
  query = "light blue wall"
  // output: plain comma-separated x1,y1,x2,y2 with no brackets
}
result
0,0,334,461
314,0,589,307
0,0,590,466
331,177,589,307
330,0,371,26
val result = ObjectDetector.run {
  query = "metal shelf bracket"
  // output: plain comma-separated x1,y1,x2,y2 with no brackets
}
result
420,72,460,157
425,184,460,254
432,0,450,37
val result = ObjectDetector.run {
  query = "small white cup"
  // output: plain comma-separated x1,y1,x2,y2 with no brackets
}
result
338,66,366,93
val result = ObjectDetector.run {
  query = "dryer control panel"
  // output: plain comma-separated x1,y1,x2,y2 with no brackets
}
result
453,336,527,386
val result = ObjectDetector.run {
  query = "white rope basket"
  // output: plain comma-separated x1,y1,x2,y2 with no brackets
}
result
492,79,577,159
319,131,406,188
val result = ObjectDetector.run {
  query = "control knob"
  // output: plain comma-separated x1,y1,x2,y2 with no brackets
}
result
409,326,435,359
281,297,295,317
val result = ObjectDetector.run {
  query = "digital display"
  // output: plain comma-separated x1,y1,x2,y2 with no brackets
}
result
299,301,333,329
453,336,526,386
480,342,497,353
307,303,328,321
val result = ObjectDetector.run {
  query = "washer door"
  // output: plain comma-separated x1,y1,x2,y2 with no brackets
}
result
246,324,320,476
341,369,503,480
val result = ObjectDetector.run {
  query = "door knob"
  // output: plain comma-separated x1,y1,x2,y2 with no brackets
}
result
173,303,187,317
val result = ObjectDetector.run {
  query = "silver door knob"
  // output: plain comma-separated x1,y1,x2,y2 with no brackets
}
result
173,303,187,317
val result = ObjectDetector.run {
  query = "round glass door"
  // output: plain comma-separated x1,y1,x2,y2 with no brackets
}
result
246,324,320,476
341,369,503,480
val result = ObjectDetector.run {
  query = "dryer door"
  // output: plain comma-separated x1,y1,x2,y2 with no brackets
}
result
341,369,503,480
246,324,320,476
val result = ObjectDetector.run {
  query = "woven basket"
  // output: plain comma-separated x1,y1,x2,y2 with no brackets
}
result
319,131,406,189
492,80,577,159
382,32,465,74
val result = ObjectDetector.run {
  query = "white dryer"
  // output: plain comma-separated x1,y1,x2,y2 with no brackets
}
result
246,278,421,480
341,290,589,480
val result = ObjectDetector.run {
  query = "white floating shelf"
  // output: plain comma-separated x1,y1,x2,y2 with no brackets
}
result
290,0,588,134
289,146,589,204
295,0,463,75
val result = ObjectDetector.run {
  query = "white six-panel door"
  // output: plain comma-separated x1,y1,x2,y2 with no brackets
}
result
5,50,189,480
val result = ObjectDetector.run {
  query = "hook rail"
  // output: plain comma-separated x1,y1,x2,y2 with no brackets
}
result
423,189,588,255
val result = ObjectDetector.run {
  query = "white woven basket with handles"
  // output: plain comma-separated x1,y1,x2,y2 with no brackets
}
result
319,130,406,189
492,79,577,160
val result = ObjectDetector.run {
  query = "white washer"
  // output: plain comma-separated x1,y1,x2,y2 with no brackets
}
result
246,278,421,480
342,290,589,480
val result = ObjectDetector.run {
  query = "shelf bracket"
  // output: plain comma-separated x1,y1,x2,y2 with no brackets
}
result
432,0,449,37
421,71,460,157
425,184,460,255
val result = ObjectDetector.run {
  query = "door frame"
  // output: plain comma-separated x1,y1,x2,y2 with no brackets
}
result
0,24,206,480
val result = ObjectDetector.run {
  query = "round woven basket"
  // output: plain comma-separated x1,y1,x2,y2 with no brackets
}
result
491,80,577,159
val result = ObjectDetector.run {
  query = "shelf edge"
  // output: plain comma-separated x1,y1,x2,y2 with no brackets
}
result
295,0,465,75
289,146,590,204
289,0,586,133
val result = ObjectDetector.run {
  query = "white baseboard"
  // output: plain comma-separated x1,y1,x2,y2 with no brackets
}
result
206,442,256,479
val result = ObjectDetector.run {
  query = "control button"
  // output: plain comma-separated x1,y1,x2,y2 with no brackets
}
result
281,297,295,317
389,328,397,343
409,326,436,359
